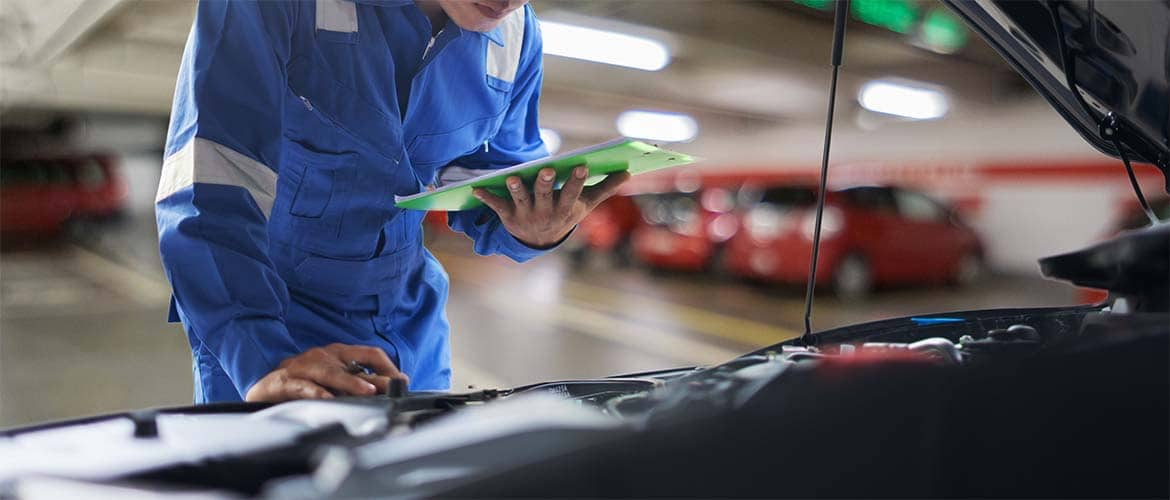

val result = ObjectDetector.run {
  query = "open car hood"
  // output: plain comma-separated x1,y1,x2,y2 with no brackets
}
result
944,0,1170,192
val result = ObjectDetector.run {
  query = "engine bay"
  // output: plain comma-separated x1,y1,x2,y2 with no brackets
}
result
2,298,1165,498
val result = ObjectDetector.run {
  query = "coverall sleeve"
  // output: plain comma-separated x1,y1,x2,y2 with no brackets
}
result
155,0,301,397
445,12,555,263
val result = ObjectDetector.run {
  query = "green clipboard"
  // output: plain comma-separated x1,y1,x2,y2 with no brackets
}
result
394,137,698,211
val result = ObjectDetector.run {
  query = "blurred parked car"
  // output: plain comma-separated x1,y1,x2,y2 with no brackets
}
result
630,186,740,273
420,210,450,243
723,185,983,299
0,154,127,235
563,195,641,265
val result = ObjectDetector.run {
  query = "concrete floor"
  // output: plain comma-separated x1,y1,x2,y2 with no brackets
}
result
0,217,1078,429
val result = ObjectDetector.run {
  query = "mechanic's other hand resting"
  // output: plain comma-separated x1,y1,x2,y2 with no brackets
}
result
245,343,408,402
473,166,631,248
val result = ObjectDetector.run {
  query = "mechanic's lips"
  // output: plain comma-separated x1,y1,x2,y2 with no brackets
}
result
474,3,507,20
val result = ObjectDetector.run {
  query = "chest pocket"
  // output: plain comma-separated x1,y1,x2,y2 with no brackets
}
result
406,100,507,174
286,54,402,163
406,9,527,173
278,50,412,259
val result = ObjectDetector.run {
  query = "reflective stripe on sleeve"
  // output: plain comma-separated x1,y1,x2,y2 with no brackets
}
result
156,138,278,218
486,9,526,83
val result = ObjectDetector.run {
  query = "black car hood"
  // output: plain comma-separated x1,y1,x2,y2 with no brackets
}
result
944,0,1170,192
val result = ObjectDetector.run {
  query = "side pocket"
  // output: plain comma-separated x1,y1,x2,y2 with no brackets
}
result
292,242,420,296
288,163,333,218
283,139,355,219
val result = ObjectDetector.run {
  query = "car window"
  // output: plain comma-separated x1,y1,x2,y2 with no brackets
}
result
841,187,897,212
43,162,73,185
75,159,107,188
0,161,47,186
759,186,817,208
894,190,948,222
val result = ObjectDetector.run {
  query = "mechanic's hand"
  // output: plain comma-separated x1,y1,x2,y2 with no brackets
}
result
472,166,631,248
245,343,408,402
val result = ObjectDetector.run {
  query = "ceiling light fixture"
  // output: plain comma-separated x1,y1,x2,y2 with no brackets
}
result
858,80,949,120
540,21,671,71
616,110,698,142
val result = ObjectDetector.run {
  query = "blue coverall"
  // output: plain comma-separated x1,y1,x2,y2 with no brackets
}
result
156,0,550,403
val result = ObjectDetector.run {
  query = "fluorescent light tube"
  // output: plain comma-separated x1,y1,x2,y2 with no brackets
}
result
858,80,949,120
616,110,698,142
540,21,670,71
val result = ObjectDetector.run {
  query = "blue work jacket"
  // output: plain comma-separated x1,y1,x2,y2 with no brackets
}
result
156,0,549,401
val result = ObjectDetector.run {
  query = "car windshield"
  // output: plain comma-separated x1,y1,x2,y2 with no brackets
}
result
1,161,42,186
0,160,74,187
734,185,815,209
761,186,817,207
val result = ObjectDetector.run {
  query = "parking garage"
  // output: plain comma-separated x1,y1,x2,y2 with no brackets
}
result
0,2,1167,496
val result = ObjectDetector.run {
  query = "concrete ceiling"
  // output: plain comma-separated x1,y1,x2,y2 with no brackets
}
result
1,0,1091,165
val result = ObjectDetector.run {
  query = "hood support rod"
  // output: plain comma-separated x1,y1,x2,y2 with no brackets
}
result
801,0,850,347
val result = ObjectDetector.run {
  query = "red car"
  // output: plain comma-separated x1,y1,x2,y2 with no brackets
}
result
421,211,450,243
630,186,741,272
722,185,983,299
0,154,127,235
563,195,642,265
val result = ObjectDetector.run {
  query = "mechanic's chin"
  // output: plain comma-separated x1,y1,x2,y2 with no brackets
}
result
443,1,522,32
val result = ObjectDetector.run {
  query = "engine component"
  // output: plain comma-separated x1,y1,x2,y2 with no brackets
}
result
388,379,406,398
129,411,158,439
858,337,963,364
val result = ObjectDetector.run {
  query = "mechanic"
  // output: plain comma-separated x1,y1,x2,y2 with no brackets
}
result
155,0,628,403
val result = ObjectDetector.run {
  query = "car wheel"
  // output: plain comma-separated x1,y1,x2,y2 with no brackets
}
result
705,244,729,278
954,251,984,287
614,237,635,267
566,247,589,267
833,254,872,301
